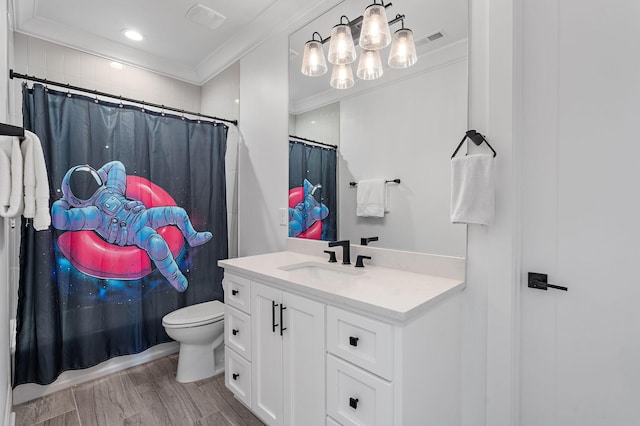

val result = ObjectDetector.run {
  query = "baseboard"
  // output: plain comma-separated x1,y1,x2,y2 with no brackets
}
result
4,383,14,426
12,342,179,405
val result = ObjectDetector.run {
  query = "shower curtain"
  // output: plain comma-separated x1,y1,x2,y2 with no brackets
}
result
14,84,228,386
288,140,337,241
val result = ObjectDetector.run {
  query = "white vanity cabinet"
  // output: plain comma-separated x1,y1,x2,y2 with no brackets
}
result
225,275,326,426
221,250,464,426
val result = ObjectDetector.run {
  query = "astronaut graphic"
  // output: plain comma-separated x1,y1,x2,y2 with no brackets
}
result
288,179,329,238
51,161,212,292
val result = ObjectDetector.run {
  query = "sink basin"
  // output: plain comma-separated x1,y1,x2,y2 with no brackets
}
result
279,262,362,281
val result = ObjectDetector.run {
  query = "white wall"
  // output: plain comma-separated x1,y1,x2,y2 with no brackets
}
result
200,62,240,258
1,0,12,422
238,34,289,256
290,102,340,147
338,60,468,256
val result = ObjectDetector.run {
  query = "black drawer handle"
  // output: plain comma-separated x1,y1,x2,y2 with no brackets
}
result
232,329,239,336
349,397,359,409
231,289,239,296
232,373,239,380
272,301,278,333
349,336,359,347
280,305,287,336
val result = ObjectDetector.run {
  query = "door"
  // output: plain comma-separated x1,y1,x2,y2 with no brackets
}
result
282,291,325,426
252,282,283,426
519,1,640,425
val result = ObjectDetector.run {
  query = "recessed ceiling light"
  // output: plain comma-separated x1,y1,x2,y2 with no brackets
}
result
110,61,124,69
123,29,143,41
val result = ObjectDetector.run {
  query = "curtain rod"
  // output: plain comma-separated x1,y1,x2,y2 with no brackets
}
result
9,69,238,126
289,135,337,150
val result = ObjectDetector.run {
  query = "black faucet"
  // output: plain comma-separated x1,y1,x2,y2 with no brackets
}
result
355,255,372,268
328,240,351,265
360,236,379,246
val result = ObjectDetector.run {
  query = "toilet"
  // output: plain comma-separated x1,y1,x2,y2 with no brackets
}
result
162,300,225,383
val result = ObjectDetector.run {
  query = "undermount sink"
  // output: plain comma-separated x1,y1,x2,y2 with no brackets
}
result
279,261,362,280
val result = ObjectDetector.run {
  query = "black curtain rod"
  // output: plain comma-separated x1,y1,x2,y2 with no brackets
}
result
289,135,337,150
9,69,238,126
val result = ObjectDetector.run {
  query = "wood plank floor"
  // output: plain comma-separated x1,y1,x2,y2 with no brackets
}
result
13,355,265,426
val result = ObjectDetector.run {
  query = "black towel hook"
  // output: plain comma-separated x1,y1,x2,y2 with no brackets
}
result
451,130,497,159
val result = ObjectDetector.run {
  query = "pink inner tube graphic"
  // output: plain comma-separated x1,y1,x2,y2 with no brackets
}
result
56,175,185,280
288,186,322,240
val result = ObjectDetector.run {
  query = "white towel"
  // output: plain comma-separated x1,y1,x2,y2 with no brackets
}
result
356,178,387,218
21,130,51,230
0,136,24,218
451,154,495,226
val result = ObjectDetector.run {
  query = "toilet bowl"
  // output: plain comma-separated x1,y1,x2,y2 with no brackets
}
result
162,300,225,383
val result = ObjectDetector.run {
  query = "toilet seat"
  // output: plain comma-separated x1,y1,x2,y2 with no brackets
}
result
162,300,224,329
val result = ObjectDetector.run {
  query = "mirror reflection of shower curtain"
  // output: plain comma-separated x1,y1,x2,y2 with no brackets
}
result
288,140,337,241
14,84,228,386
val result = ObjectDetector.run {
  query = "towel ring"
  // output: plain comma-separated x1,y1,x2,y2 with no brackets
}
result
451,130,497,158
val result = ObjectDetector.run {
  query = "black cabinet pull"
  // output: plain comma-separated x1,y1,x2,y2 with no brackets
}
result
349,397,359,409
232,329,239,336
272,301,278,333
280,305,287,336
232,289,239,296
349,336,359,347
232,373,239,380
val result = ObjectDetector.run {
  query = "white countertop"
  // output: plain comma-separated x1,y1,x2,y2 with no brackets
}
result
219,251,465,322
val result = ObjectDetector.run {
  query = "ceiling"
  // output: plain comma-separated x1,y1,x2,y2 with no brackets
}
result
11,0,342,85
289,0,468,113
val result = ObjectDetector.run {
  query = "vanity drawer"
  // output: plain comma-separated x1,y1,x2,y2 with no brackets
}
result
327,354,393,426
225,347,251,407
223,273,251,314
225,305,251,361
327,306,394,380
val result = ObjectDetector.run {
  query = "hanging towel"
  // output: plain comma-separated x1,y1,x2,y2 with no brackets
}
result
0,135,24,218
450,154,495,225
356,178,387,217
21,130,51,230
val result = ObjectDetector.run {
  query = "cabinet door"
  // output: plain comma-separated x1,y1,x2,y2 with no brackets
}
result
282,291,325,426
251,282,283,426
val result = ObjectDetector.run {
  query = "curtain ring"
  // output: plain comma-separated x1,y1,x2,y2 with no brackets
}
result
43,79,49,92
94,93,99,103
118,95,123,108
161,105,165,116
181,110,185,120
141,100,146,112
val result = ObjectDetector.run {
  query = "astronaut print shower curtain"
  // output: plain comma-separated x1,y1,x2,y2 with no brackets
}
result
14,84,228,386
288,140,337,241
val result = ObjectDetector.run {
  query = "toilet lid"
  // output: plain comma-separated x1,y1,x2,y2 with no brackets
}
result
162,300,224,327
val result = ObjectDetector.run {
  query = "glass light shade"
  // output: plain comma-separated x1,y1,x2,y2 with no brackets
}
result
359,4,391,50
388,28,417,68
328,24,357,64
301,40,328,76
330,64,355,89
356,49,384,80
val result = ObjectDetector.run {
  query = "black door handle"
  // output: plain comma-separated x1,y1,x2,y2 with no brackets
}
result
349,336,359,347
272,301,278,333
349,397,359,409
528,272,568,291
280,305,287,336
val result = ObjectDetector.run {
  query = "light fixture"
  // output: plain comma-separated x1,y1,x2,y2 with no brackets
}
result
388,22,417,68
300,3,417,89
359,1,392,50
301,32,328,77
110,61,124,70
123,29,143,41
330,64,354,89
327,16,357,65
357,49,383,80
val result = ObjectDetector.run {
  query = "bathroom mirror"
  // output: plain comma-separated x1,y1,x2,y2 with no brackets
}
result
289,0,468,257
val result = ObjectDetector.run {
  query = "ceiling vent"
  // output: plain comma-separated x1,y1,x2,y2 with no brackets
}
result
427,31,444,42
186,4,226,30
